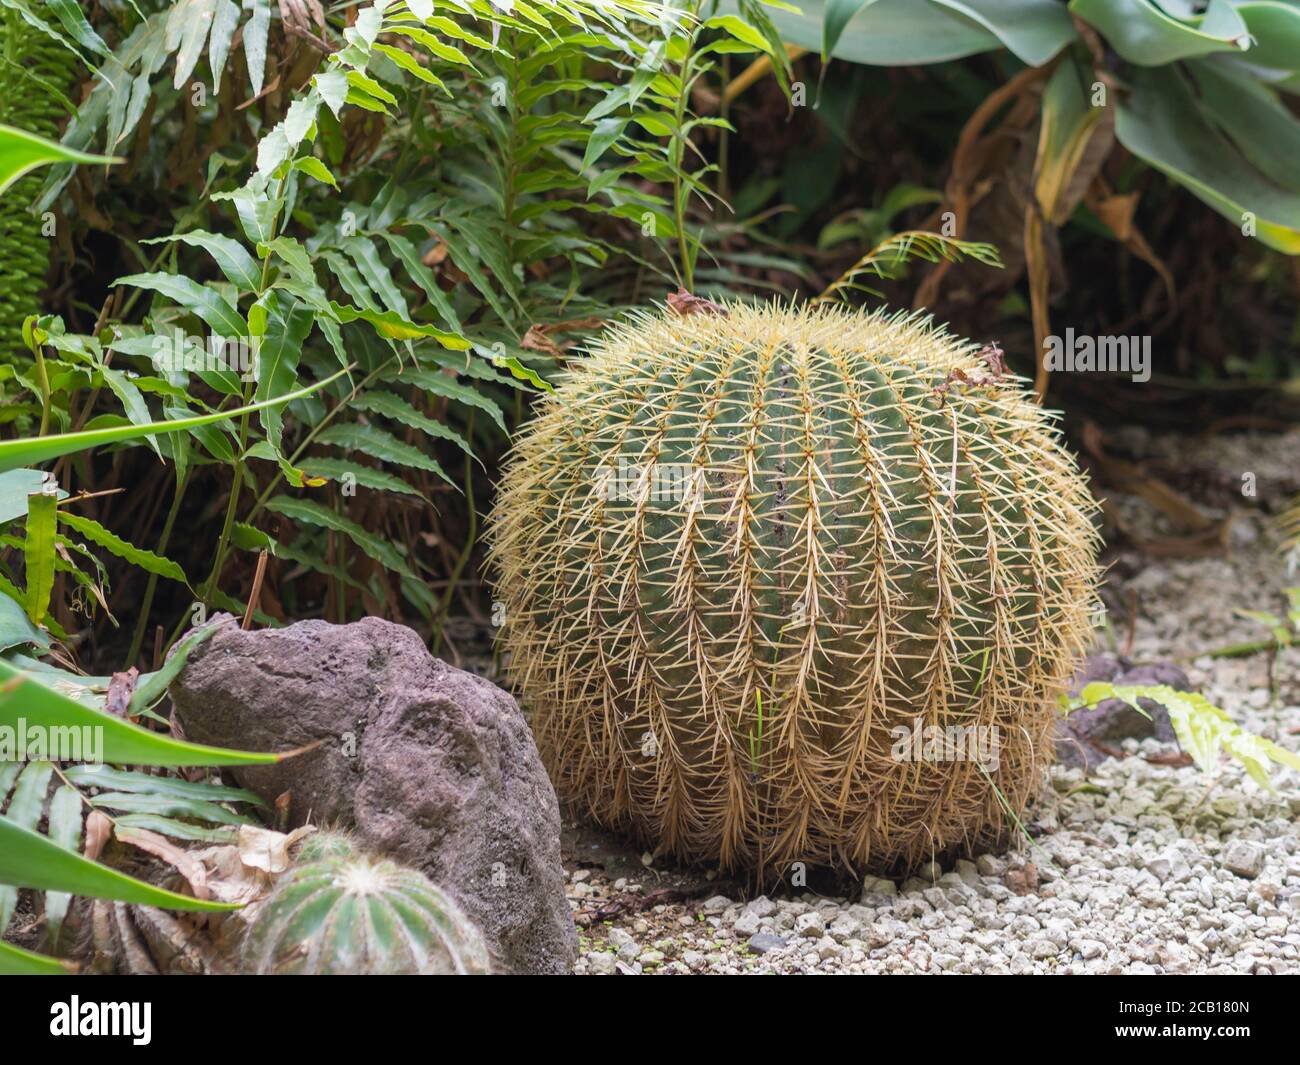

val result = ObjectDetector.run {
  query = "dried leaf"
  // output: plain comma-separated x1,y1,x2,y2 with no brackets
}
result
115,825,210,899
83,810,112,862
667,288,728,318
106,667,139,718
236,823,314,874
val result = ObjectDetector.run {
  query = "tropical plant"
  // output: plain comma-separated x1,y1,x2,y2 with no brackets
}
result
1064,680,1300,789
7,1,766,653
0,8,80,360
736,0,1300,395
0,640,290,974
488,300,1101,876
241,831,490,975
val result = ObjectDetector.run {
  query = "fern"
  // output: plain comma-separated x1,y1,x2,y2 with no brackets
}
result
814,229,1003,304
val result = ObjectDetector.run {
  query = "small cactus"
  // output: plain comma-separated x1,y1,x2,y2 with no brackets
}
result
489,301,1101,876
241,835,490,975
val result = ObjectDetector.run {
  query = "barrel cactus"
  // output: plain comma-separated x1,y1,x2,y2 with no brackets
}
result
241,835,490,974
489,301,1100,876
0,7,76,360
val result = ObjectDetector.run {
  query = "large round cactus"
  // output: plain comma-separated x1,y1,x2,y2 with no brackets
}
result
241,835,490,975
489,302,1100,876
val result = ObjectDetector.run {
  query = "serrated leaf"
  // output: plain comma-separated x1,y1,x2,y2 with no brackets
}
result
56,511,188,584
316,423,454,485
264,495,419,578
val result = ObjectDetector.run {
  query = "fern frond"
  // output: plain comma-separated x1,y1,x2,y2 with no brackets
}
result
814,229,1003,305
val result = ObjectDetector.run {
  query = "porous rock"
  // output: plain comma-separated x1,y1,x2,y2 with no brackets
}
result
168,614,577,974
1055,654,1185,771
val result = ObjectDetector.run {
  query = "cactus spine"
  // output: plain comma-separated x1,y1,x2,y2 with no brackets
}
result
242,835,490,975
489,302,1100,876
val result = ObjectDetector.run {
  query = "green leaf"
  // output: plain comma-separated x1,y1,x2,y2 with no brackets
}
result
1066,681,1300,789
63,765,265,807
1115,65,1300,253
292,155,339,189
328,302,470,349
399,367,507,432
298,457,427,500
245,0,271,96
0,657,280,767
111,814,239,843
0,468,64,524
822,0,880,60
113,272,246,337
0,123,118,197
126,622,219,716
142,230,261,291
0,817,236,911
316,422,453,485
745,0,1000,65
0,938,68,974
0,368,349,473
0,589,48,653
22,491,57,625
88,791,254,825
351,390,475,457
1070,0,1249,65
703,14,779,56
44,0,111,56
56,511,188,584
264,494,419,578
43,785,84,950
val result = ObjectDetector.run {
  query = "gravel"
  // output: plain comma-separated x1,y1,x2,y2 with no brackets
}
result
567,429,1300,975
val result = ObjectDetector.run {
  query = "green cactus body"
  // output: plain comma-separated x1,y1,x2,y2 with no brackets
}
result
242,838,491,975
0,6,76,360
489,302,1101,876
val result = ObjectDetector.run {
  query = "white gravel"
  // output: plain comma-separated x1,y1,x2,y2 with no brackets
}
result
566,429,1300,975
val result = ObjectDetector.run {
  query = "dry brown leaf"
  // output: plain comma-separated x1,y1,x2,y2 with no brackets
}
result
115,825,211,900
105,667,139,718
83,810,112,862
667,288,728,317
521,325,565,358
237,823,315,874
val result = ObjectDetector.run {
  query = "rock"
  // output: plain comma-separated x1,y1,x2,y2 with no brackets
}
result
681,949,706,970
815,936,841,960
794,911,826,938
747,933,787,955
732,910,761,936
587,951,617,975
1222,841,1265,879
168,614,576,975
1056,654,1186,770
860,875,897,902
